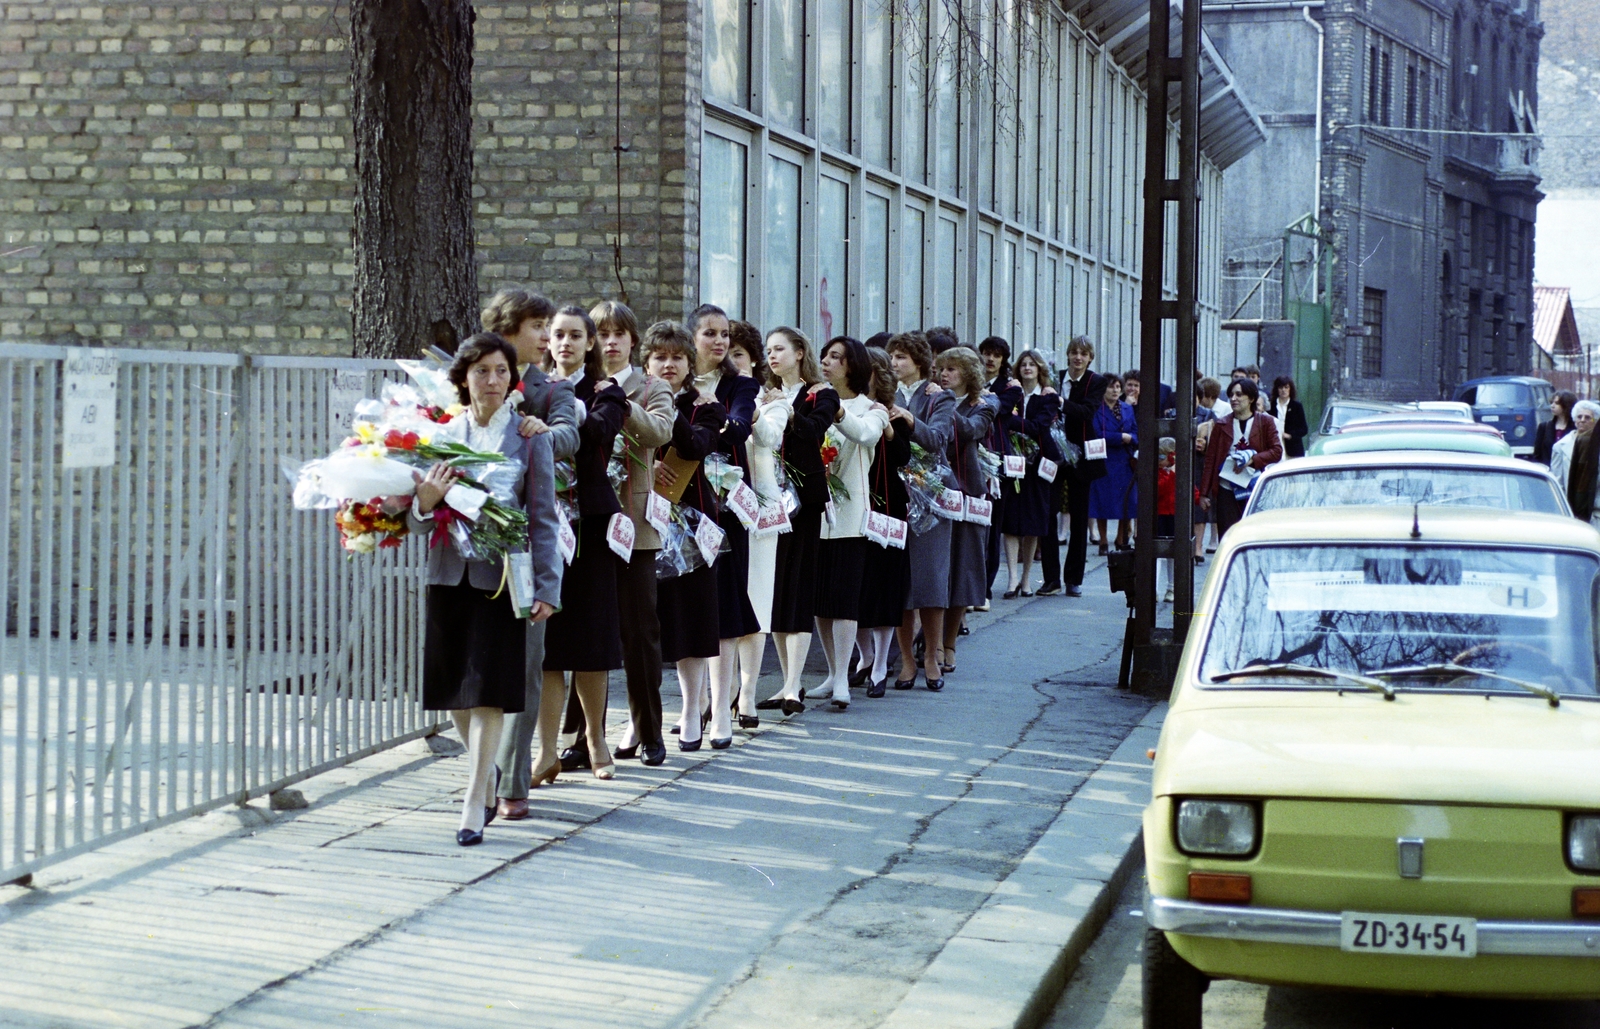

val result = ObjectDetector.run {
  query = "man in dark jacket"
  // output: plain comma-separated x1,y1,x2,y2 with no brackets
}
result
1567,416,1599,522
1039,336,1106,597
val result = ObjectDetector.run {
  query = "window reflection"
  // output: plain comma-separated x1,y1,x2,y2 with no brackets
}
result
765,156,802,329
1251,469,1563,516
863,193,890,336
936,217,958,327
903,0,928,183
819,0,850,150
700,134,746,316
902,205,926,325
818,176,849,339
768,0,804,130
863,0,891,167
704,0,748,106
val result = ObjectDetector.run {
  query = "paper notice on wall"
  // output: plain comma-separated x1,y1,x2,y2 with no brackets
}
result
61,348,118,469
328,369,367,442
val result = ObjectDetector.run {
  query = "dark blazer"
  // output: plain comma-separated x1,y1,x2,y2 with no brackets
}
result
712,372,761,480
663,392,728,516
1059,370,1109,483
868,425,914,518
780,384,840,508
1200,413,1284,498
1568,429,1598,521
986,377,1025,455
516,365,579,462
1019,390,1063,462
569,374,630,519
1533,418,1572,467
903,381,956,486
1268,397,1310,459
408,417,564,605
949,395,998,498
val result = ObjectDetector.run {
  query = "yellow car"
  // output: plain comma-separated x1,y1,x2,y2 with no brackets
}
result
1143,506,1600,1026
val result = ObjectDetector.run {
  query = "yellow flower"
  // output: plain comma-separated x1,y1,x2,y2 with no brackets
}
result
444,403,467,418
416,432,433,447
353,421,380,443
355,443,387,461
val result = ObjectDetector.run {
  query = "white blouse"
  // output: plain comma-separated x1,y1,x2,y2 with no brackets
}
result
820,392,889,541
750,384,793,501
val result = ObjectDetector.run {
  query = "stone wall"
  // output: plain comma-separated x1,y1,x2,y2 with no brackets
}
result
0,1,695,355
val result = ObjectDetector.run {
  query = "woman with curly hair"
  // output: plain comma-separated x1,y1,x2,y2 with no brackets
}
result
932,346,996,686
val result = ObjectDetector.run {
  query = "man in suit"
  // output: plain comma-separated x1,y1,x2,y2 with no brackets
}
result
1042,335,1107,597
1199,377,1283,540
479,288,580,819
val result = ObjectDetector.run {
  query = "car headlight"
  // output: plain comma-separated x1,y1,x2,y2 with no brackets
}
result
1176,799,1259,857
1569,815,1600,872
1514,424,1528,438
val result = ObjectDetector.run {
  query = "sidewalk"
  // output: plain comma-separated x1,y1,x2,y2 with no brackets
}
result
0,556,1165,1029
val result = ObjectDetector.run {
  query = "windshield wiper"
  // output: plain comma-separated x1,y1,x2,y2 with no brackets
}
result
1211,662,1394,700
1370,664,1561,708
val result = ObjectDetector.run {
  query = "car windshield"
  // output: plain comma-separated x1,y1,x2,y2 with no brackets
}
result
1250,469,1563,515
1327,404,1388,431
1473,383,1530,408
1199,544,1600,698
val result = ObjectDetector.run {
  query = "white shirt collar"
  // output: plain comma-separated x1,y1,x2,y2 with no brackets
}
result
783,379,805,400
551,366,585,389
610,364,635,389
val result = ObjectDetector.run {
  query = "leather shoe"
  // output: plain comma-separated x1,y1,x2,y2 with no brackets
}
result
849,664,872,687
641,742,667,766
755,696,785,711
781,698,804,716
957,624,970,636
456,828,483,847
559,746,591,772
1065,584,1083,597
678,737,702,752
709,736,733,750
613,743,640,760
892,677,916,690
497,798,530,821
866,680,886,698
926,677,945,692
738,714,759,729
1037,583,1062,596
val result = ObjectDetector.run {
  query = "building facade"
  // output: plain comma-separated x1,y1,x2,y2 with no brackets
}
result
1205,0,1543,403
1,1,1264,373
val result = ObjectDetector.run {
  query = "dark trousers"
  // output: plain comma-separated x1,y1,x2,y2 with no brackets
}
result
1062,477,1092,586
564,546,665,752
1212,489,1246,542
1038,483,1066,588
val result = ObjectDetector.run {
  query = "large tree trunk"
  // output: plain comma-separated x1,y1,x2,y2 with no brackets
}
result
349,0,479,358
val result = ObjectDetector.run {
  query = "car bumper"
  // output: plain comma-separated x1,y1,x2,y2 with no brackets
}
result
1147,894,1600,957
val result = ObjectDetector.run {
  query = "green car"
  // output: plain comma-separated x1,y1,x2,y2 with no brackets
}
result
1307,424,1513,459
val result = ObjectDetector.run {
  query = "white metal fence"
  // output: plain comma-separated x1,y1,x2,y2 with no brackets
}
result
0,344,439,883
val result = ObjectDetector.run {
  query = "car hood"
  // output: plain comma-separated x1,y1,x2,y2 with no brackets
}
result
1153,688,1600,807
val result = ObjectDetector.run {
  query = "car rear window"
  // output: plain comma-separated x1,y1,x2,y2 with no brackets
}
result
1250,467,1564,515
1472,383,1530,408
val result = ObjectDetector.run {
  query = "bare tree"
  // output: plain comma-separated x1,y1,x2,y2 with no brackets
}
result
348,0,479,359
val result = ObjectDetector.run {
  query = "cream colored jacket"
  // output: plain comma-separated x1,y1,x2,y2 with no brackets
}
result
820,393,889,540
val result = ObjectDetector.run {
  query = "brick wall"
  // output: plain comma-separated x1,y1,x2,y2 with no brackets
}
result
0,1,697,355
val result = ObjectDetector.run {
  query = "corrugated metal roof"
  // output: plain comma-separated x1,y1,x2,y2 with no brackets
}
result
1062,0,1269,170
1533,285,1581,356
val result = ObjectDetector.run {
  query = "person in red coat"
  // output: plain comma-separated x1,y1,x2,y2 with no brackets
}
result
1198,378,1282,540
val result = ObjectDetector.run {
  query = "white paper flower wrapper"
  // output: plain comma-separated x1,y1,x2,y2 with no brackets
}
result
286,449,419,509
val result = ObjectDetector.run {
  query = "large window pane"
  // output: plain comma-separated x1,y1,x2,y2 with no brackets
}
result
863,192,890,335
863,1,891,167
904,0,928,182
701,134,747,316
768,0,804,130
1044,254,1058,357
976,229,994,338
1021,247,1038,348
936,10,959,192
819,0,851,150
765,155,802,329
998,238,1016,341
818,175,849,338
705,0,748,106
902,205,926,326
936,216,958,327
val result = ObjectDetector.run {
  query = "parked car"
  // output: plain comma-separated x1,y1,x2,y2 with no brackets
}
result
1307,422,1514,459
1313,399,1396,438
1454,376,1554,457
1143,506,1600,1026
1243,451,1569,518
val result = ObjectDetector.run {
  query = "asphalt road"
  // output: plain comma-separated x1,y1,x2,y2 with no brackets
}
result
1045,870,1600,1029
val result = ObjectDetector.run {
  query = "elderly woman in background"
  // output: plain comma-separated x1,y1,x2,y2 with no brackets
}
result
409,332,563,847
1555,399,1599,501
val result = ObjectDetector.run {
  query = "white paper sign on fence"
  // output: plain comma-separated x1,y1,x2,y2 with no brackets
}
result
327,369,367,443
62,348,118,469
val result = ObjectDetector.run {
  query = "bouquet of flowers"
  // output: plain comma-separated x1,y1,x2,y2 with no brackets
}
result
900,442,954,534
653,502,731,579
1007,431,1040,461
286,363,529,562
976,444,1002,494
820,430,852,505
1051,426,1081,467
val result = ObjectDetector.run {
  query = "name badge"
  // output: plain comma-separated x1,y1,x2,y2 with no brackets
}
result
606,511,635,562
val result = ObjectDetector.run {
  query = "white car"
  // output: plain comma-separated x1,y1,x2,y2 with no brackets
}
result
1242,451,1569,518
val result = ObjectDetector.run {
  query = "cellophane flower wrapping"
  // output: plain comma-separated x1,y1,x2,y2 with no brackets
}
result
820,430,852,504
900,442,954,534
1051,426,1081,467
653,503,730,580
976,444,1002,493
284,361,529,562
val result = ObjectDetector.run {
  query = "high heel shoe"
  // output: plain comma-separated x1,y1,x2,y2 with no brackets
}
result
926,677,945,692
755,695,785,711
456,828,483,847
738,714,759,729
593,762,615,780
613,743,640,760
531,761,559,788
709,737,732,750
892,675,916,690
866,679,886,698
1002,586,1021,599
780,698,804,715
678,737,702,752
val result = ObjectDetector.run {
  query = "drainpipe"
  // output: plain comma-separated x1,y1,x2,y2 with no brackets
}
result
1303,4,1324,303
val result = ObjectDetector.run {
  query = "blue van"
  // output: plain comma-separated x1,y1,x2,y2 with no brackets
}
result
1452,376,1553,457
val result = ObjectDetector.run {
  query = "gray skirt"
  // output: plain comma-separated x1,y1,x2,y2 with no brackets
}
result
948,520,989,609
903,516,952,610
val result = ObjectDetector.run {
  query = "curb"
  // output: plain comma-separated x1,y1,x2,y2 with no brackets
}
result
879,703,1166,1029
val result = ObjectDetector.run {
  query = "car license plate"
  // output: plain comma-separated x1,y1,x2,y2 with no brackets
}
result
1480,414,1500,421
1340,911,1476,958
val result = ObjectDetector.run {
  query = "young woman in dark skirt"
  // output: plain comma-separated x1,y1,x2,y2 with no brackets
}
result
643,322,730,751
999,349,1062,597
854,347,912,698
935,346,997,686
753,327,838,714
812,336,890,709
533,306,630,782
407,333,563,846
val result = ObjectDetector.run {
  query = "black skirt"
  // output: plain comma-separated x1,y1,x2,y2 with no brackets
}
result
658,563,721,662
1000,472,1054,537
542,517,624,671
813,537,867,620
716,512,762,639
424,581,526,713
770,505,822,633
857,539,910,629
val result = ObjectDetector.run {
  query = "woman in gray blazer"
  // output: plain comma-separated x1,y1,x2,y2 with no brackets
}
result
408,333,564,847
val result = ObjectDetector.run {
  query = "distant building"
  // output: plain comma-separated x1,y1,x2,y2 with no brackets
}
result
1532,284,1588,389
1204,0,1544,403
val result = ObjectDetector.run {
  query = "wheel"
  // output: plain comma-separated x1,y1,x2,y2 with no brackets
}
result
1143,926,1207,1029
